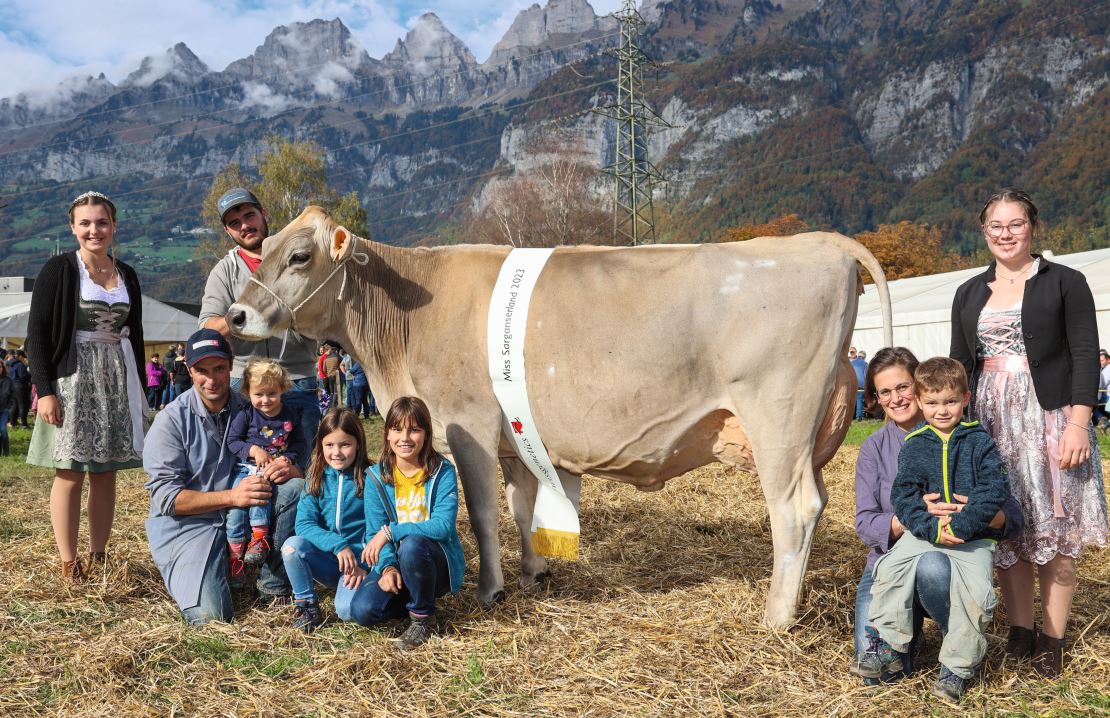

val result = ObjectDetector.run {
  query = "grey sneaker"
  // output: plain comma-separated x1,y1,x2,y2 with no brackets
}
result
292,600,323,633
931,665,968,703
397,615,435,650
856,626,903,678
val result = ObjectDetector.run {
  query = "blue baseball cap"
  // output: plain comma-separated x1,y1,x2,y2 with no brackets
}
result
216,187,261,223
185,328,233,367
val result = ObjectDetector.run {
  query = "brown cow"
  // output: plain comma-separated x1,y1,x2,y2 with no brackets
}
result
227,206,891,627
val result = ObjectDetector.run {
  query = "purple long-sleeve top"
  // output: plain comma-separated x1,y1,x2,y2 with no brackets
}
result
855,419,1024,571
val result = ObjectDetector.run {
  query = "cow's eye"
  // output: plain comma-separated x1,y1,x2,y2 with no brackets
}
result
289,251,311,266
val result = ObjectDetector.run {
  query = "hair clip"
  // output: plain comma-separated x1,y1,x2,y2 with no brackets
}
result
70,190,114,206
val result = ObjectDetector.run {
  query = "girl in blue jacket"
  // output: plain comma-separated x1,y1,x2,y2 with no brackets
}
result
281,408,372,632
355,396,465,649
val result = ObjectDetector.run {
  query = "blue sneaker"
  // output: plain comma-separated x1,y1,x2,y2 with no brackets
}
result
856,626,903,678
931,665,968,703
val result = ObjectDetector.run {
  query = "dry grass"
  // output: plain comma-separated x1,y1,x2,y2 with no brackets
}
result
1,424,1107,717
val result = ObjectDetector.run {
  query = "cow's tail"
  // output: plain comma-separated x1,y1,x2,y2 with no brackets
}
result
830,234,893,348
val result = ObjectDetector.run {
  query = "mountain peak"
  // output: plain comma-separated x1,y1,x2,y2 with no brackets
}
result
485,0,616,68
384,13,477,75
122,43,209,88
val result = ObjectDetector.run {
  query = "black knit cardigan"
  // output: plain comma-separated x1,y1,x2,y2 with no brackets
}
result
26,252,145,398
950,255,1099,411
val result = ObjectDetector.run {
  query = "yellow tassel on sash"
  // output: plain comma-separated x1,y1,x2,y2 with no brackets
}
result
531,527,580,560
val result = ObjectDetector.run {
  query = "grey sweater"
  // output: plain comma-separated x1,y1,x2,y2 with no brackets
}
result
198,249,318,379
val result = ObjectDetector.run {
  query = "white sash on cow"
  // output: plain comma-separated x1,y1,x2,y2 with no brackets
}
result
486,248,579,560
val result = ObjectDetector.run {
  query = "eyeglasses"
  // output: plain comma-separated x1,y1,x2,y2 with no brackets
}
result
876,382,914,402
983,220,1030,238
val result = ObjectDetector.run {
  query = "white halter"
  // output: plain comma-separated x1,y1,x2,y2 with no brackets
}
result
246,245,369,354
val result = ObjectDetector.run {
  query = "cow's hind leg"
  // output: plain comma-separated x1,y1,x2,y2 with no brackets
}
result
501,458,582,589
734,416,827,629
446,424,506,607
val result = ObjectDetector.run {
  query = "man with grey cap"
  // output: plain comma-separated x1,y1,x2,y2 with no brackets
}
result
144,329,305,624
199,189,320,604
200,188,321,455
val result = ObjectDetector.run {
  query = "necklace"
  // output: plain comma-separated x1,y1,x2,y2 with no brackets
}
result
79,250,114,276
994,262,1033,285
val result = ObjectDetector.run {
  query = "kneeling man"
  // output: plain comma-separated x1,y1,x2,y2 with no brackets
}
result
144,329,305,624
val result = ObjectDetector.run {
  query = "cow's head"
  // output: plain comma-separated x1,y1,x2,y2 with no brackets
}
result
226,205,358,342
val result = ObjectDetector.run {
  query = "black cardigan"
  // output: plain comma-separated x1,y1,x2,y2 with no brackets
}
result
26,252,145,398
950,255,1099,411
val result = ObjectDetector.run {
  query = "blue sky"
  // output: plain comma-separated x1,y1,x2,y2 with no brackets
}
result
0,0,626,98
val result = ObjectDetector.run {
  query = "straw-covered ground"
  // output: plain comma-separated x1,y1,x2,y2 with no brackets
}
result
1,420,1108,717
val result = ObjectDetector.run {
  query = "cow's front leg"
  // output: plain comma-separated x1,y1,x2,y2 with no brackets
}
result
446,423,506,607
502,462,582,589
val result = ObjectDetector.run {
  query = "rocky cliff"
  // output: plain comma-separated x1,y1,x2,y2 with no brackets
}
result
0,0,1107,303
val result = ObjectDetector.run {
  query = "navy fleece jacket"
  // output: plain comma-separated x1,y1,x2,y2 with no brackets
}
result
892,421,1010,543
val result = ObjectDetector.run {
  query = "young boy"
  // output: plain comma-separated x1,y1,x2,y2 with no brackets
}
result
859,357,1010,703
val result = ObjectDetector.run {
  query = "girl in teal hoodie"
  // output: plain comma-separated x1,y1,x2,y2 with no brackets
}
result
281,408,372,632
354,396,465,649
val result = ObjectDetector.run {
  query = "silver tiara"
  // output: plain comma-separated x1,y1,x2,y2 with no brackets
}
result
70,190,113,206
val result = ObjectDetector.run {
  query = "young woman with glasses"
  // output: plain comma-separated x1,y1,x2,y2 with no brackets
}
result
950,188,1107,676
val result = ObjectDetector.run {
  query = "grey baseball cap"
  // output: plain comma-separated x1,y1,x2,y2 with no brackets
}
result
216,187,261,222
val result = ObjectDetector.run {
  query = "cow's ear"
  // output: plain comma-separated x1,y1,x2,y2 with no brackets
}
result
330,225,354,262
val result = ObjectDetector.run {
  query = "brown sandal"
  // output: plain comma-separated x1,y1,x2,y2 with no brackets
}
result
62,558,86,583
86,552,107,576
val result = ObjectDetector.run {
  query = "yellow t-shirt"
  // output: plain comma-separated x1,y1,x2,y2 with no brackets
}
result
393,466,428,524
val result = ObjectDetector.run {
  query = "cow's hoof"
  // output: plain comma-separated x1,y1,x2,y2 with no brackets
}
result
522,570,553,592
477,589,507,609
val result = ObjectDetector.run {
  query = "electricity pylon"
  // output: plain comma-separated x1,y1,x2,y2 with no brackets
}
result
594,0,670,245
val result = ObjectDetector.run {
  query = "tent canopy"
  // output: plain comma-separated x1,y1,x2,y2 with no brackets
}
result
0,293,199,346
851,248,1110,360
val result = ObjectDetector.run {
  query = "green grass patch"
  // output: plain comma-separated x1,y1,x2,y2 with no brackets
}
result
843,420,883,445
0,516,30,541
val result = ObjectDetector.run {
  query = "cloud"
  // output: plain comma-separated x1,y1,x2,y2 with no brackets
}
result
313,62,355,97
240,82,296,114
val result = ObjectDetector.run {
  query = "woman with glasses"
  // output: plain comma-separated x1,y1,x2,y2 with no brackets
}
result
951,189,1107,677
853,347,1022,683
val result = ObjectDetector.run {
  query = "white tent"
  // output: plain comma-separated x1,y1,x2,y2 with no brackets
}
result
851,248,1110,359
0,293,198,347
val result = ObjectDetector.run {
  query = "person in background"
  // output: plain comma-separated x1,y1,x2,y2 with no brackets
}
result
322,345,342,411
345,356,373,419
26,191,147,582
0,360,13,455
1095,349,1110,429
6,349,32,427
851,349,868,420
172,342,192,400
162,344,179,407
145,353,166,410
950,188,1107,677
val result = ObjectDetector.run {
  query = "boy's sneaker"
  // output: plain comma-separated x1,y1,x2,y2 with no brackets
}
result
396,614,436,650
856,626,903,678
931,665,968,703
228,553,247,589
292,600,323,633
244,533,270,566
